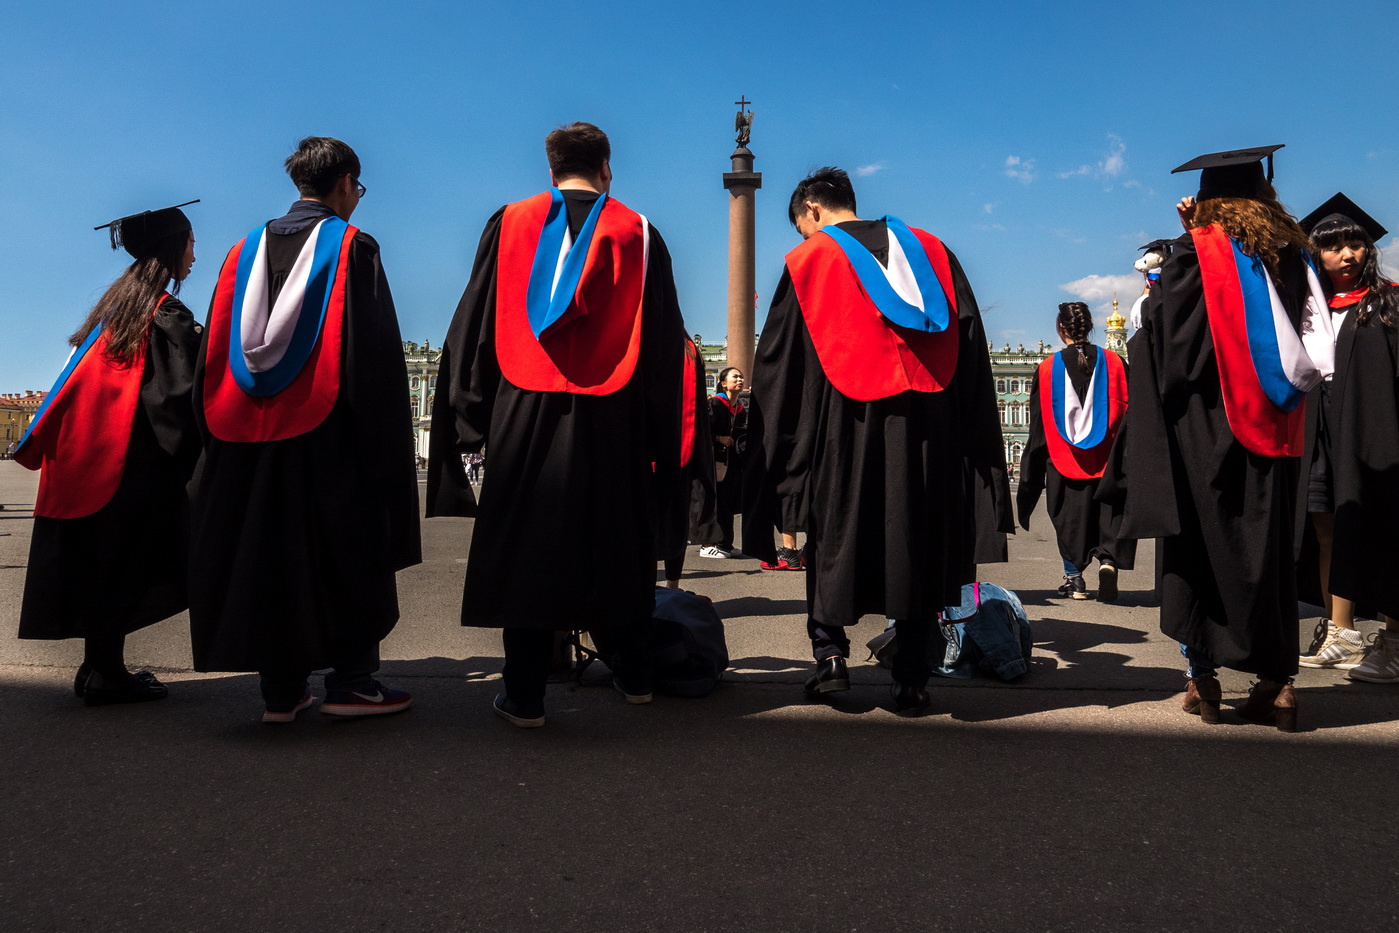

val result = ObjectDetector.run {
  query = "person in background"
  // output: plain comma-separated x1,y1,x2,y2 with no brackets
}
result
700,366,746,559
1017,301,1133,602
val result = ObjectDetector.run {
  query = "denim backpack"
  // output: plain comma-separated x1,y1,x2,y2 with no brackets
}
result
865,582,1032,681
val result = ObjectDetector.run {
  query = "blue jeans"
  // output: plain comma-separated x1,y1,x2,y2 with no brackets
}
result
1062,558,1085,576
1180,643,1216,680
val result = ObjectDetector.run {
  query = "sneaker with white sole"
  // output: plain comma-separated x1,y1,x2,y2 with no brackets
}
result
262,689,315,724
1299,620,1367,670
698,545,731,559
320,681,413,716
1098,563,1118,602
1347,631,1399,684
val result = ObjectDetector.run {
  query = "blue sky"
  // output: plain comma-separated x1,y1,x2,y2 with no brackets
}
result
3,0,1398,390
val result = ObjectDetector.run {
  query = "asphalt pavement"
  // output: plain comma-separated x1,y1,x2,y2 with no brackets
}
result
1,461,1395,932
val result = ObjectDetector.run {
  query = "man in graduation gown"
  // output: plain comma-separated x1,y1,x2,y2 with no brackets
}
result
189,137,421,722
426,122,686,727
751,167,1012,715
1117,146,1330,730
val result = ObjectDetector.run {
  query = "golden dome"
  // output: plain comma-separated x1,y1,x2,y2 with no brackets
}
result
1106,295,1126,330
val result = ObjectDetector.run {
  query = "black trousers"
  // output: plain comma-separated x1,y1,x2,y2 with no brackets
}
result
260,643,380,706
503,620,653,706
808,617,933,689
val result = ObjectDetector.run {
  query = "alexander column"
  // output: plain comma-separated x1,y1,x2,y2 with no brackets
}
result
723,97,762,381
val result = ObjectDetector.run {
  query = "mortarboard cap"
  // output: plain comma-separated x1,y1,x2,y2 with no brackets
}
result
1299,192,1387,241
95,200,199,259
1139,238,1174,255
1171,145,1283,201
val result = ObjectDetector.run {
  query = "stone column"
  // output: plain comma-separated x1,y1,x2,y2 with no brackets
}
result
723,146,761,381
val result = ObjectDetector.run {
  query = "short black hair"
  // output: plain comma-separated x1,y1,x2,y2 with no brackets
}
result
285,136,361,198
545,122,610,180
788,167,857,226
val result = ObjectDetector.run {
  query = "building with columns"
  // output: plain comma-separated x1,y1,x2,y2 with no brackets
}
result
402,341,441,461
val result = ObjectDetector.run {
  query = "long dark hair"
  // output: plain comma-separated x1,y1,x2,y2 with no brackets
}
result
715,367,741,394
1310,216,1399,329
1057,302,1094,373
70,231,187,365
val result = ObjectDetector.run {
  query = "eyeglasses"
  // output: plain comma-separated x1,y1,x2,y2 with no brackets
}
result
354,178,367,198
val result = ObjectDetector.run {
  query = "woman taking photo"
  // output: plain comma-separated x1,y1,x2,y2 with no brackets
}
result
1296,193,1399,684
17,202,203,705
700,366,746,559
1017,302,1132,602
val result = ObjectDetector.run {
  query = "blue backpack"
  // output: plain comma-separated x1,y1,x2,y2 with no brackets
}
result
865,582,1032,681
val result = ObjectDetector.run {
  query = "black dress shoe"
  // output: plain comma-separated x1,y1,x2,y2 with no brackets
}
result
803,657,850,696
75,665,163,698
81,669,169,707
892,683,932,716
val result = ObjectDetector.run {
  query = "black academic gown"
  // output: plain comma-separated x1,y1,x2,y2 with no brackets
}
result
1118,234,1309,679
188,205,421,673
1017,345,1136,570
426,191,686,630
19,299,201,639
667,346,719,555
751,220,1012,627
1321,292,1399,619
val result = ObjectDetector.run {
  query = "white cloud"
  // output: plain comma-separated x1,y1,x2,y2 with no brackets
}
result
855,162,886,177
1123,179,1142,189
1100,134,1126,176
1059,272,1144,327
1057,134,1129,184
983,203,995,214
1004,155,1036,184
1380,238,1399,277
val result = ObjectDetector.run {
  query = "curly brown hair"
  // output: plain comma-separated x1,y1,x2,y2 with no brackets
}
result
1191,187,1311,278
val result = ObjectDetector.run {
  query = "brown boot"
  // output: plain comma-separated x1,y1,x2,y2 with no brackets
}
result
1181,675,1221,724
1237,680,1298,732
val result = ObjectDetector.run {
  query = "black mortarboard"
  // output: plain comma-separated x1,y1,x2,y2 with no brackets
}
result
1299,192,1388,241
95,200,199,259
1171,145,1283,201
1139,238,1174,255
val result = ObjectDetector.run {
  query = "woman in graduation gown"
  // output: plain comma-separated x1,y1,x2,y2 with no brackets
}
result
1017,302,1133,602
1118,147,1331,731
17,203,202,705
1295,194,1399,684
700,366,746,558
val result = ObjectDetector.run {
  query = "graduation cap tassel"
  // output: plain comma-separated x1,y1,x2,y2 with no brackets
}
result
108,223,123,252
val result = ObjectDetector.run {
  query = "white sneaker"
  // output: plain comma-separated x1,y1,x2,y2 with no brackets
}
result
1299,620,1368,669
698,546,731,559
1347,631,1399,684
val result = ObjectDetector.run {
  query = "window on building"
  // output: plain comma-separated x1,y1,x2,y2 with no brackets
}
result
996,378,1006,394
1010,442,1024,463
997,400,1006,424
410,376,421,391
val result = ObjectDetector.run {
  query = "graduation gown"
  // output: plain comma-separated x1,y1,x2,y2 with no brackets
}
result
751,219,1011,627
188,206,420,673
19,298,201,639
426,190,686,630
1317,290,1399,619
1118,233,1310,678
1017,345,1136,569
660,337,719,559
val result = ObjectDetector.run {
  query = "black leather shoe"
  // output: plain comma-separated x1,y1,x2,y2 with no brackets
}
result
81,670,169,707
803,657,850,696
892,683,932,716
75,665,163,698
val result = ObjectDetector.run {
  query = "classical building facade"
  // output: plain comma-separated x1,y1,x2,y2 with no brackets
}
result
403,341,441,461
0,391,45,458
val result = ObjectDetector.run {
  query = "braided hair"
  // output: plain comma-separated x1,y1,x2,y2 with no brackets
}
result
1056,302,1095,373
